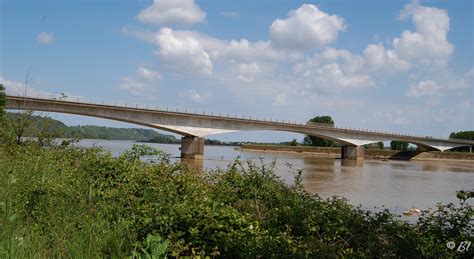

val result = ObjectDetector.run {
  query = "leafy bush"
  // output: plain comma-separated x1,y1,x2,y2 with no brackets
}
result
0,143,472,257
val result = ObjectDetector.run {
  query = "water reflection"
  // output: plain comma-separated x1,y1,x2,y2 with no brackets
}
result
341,159,364,167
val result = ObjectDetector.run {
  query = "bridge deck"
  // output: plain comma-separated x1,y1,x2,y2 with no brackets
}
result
5,93,474,148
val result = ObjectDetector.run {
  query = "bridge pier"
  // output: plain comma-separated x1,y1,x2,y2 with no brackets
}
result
181,136,204,159
341,145,364,161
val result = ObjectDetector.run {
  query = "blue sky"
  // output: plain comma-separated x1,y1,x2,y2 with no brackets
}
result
1,0,473,142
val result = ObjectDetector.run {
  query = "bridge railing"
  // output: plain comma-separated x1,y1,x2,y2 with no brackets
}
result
6,89,451,141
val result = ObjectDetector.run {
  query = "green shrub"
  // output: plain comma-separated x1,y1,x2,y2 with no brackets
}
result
0,143,472,257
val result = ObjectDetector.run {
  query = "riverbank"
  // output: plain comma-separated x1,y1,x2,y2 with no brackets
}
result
238,144,474,162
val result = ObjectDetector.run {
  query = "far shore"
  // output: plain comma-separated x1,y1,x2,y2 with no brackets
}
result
238,144,474,163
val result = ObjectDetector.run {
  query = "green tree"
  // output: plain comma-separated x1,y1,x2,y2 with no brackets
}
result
390,141,409,151
303,115,336,147
449,131,474,152
450,131,474,140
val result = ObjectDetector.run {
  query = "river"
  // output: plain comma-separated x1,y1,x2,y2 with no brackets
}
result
77,139,473,217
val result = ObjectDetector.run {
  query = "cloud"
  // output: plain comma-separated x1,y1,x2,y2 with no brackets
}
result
214,39,286,63
179,89,206,103
119,77,147,96
0,76,27,93
456,68,474,90
155,28,213,75
293,48,375,92
407,68,473,97
119,67,160,98
361,0,454,73
269,4,345,51
137,0,206,26
123,1,470,135
362,43,410,72
363,44,386,69
272,92,287,107
236,62,261,83
393,0,453,65
37,32,55,44
137,66,161,81
407,80,442,97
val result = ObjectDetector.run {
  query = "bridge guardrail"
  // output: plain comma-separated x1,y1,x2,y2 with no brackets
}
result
5,89,452,141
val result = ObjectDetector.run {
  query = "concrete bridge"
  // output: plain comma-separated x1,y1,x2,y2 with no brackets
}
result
5,92,474,160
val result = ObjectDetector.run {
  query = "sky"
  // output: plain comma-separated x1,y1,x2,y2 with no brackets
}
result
1,0,473,142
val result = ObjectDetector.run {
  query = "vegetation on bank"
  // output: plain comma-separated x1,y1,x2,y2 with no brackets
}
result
0,142,473,257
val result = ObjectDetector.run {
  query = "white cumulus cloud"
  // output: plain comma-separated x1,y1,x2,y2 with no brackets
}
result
362,43,410,72
215,39,285,63
269,4,345,51
155,28,213,75
363,44,386,69
37,32,55,44
137,0,206,26
293,48,375,92
393,0,453,65
236,62,261,83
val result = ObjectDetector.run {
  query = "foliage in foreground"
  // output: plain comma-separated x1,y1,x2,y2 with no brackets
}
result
0,143,472,257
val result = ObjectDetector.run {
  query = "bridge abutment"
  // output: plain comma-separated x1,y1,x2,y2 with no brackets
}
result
181,136,204,159
341,145,364,161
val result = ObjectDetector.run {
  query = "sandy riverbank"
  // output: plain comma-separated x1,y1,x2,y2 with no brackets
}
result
238,144,474,163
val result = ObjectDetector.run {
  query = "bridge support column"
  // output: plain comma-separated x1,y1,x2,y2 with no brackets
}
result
341,145,364,161
181,136,204,159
